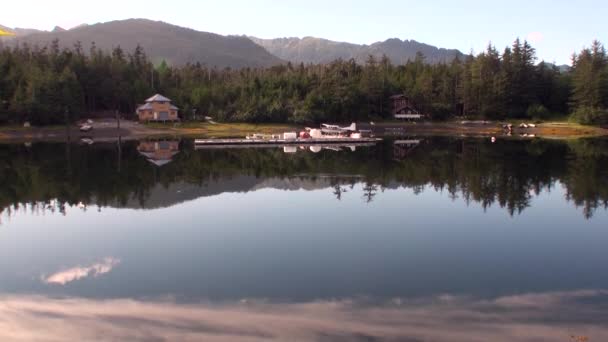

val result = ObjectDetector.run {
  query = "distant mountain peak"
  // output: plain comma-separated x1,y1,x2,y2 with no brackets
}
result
52,26,66,32
70,23,89,30
252,36,462,65
7,19,283,68
384,38,403,43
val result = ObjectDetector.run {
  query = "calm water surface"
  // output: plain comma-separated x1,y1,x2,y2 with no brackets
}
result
1,137,607,341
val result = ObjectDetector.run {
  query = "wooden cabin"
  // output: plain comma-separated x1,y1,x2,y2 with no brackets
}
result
136,94,179,122
391,94,423,120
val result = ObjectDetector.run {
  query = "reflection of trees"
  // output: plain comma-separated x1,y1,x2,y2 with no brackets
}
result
362,183,379,203
332,185,348,201
0,137,607,219
563,139,608,219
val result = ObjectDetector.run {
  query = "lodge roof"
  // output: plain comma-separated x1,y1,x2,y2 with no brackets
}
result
137,103,154,111
394,104,420,114
136,103,179,112
145,94,172,103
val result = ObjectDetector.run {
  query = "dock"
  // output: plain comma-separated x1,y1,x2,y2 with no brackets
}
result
195,142,377,150
194,137,382,146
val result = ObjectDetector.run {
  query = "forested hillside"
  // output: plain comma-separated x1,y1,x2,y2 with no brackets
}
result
0,38,606,125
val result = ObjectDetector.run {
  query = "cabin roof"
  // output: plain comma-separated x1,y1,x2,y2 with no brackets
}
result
137,103,154,111
145,94,172,103
395,104,420,113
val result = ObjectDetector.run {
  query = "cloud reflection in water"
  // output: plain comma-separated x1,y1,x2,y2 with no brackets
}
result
42,257,120,285
0,290,606,341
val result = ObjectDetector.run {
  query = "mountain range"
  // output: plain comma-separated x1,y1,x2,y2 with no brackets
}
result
1,19,283,68
250,36,463,65
1,19,463,68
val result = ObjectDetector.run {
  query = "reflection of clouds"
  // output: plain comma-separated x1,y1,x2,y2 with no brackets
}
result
0,290,607,341
43,257,120,285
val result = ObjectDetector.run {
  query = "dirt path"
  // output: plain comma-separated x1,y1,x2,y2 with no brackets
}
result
0,119,170,143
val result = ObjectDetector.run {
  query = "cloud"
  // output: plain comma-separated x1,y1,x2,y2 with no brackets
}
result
42,257,120,285
0,290,606,341
527,32,545,43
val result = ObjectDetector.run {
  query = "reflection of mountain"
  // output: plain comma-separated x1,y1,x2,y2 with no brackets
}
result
0,137,607,218
113,176,358,209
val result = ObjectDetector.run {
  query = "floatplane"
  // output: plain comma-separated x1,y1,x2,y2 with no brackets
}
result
319,122,357,135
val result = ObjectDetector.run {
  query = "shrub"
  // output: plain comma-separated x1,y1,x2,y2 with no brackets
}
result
527,104,550,120
430,103,453,121
570,106,608,125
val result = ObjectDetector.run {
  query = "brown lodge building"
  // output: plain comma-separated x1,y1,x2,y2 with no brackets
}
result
136,94,179,122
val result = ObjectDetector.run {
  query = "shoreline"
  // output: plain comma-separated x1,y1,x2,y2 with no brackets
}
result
0,120,606,143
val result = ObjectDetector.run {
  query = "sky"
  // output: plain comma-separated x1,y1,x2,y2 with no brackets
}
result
2,0,606,65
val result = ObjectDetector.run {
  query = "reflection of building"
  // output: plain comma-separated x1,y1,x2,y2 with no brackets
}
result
137,140,180,167
390,94,423,120
136,94,179,122
393,139,422,160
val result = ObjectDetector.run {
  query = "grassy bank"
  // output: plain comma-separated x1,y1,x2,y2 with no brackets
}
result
0,120,606,143
374,120,608,139
144,122,300,138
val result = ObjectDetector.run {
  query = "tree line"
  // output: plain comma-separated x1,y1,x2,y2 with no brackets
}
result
0,38,607,125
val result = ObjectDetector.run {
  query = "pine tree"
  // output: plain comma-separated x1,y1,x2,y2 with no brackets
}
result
571,40,608,123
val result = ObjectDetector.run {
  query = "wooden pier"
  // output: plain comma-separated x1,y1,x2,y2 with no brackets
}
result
194,137,382,146
195,142,377,150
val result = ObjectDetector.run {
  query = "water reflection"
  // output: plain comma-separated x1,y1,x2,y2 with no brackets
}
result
1,138,608,340
43,257,120,286
0,137,607,218
137,139,180,167
1,290,607,341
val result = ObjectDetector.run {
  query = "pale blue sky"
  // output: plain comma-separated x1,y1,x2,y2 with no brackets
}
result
3,0,606,64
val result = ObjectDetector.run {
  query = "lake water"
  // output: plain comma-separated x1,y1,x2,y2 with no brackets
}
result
1,137,607,341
